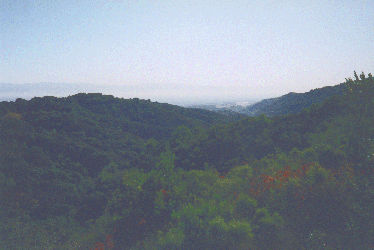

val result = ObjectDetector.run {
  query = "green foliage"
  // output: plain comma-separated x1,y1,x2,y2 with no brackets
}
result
253,208,284,249
235,194,257,219
207,216,253,248
1,72,374,249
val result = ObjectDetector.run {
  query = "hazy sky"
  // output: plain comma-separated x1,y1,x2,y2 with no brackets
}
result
1,0,373,104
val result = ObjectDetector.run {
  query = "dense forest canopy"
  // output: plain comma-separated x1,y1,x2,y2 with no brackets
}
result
1,72,374,249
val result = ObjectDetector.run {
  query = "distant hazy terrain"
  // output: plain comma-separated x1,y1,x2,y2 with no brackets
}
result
187,101,258,113
0,83,268,107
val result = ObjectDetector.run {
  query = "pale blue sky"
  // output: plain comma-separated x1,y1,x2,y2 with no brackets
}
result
1,0,373,104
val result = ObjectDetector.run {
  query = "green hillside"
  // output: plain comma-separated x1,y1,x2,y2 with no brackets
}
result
1,72,374,249
242,83,347,117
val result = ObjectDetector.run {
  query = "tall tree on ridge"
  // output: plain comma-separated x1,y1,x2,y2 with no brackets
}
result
354,70,360,83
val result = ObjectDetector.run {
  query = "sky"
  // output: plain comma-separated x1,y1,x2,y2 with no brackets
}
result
1,0,373,105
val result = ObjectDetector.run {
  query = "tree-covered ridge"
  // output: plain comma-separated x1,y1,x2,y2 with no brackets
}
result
0,93,246,181
1,72,374,249
241,82,347,117
0,93,245,139
174,73,372,173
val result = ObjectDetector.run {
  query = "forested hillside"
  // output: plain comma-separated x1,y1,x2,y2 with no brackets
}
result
1,72,374,249
241,83,347,117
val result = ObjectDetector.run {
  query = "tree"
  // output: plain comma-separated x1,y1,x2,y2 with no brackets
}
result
360,71,366,82
354,70,360,83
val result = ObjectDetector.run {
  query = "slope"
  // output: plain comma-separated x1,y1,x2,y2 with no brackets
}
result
242,83,347,117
